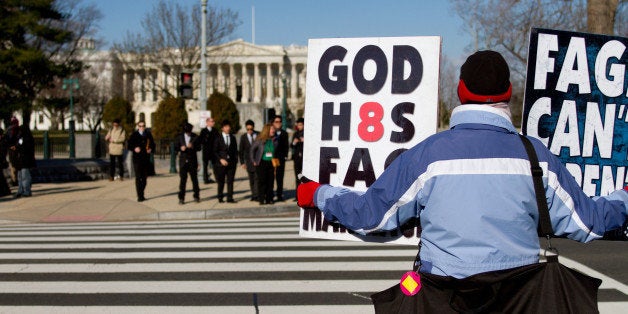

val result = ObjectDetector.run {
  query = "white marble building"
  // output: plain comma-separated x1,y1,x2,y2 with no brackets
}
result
29,39,308,131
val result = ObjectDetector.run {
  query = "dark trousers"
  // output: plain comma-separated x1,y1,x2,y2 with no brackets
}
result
256,160,275,203
214,163,236,200
133,161,148,198
109,154,124,178
178,163,199,200
202,159,212,183
275,159,285,198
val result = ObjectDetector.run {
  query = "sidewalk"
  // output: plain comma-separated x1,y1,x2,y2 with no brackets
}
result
0,159,300,224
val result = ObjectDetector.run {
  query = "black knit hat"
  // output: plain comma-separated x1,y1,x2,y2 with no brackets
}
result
457,50,512,104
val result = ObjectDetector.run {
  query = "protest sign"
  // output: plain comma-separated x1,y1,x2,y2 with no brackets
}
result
523,28,628,197
299,36,441,244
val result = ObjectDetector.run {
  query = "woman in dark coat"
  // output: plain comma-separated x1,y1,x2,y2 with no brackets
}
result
250,123,277,205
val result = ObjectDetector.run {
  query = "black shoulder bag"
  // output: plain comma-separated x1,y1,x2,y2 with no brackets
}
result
371,134,602,314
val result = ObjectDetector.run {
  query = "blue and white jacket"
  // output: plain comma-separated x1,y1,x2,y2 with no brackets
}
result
315,105,628,279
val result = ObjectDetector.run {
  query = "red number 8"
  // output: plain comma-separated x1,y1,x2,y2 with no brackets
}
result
358,102,384,142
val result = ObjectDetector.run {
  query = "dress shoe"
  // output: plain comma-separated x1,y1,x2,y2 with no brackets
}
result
14,194,22,199
138,197,146,202
179,199,184,205
267,200,274,205
194,198,200,203
119,177,124,182
259,200,265,205
227,199,237,203
218,199,224,203
276,197,285,202
109,177,114,182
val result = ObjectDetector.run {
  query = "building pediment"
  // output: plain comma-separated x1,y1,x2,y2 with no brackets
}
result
208,39,285,57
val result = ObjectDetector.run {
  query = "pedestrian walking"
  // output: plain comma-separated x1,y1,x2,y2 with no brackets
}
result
176,122,201,204
213,120,238,203
8,124,36,198
127,121,155,202
105,118,126,181
239,119,259,201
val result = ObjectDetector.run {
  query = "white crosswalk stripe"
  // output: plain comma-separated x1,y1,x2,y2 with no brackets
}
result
0,217,625,313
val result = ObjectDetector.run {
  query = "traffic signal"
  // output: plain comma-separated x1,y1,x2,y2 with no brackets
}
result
179,72,193,99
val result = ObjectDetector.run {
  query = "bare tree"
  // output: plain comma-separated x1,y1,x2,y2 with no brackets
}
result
450,0,587,81
113,0,240,100
587,0,623,34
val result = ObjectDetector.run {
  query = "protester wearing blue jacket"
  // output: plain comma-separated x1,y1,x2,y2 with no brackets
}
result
297,50,628,279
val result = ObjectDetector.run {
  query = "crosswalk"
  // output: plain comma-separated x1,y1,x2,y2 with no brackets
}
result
0,217,626,313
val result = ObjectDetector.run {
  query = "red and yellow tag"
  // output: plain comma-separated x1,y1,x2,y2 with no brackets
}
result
400,271,422,296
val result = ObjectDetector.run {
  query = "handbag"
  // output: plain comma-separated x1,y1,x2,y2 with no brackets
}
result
271,157,281,168
371,134,602,314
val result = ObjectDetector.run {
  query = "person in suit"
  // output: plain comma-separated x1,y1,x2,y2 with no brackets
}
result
176,122,201,204
127,121,155,202
272,115,289,202
199,117,217,184
213,120,238,203
239,119,259,202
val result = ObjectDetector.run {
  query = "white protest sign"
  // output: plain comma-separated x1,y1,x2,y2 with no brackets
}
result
299,36,441,245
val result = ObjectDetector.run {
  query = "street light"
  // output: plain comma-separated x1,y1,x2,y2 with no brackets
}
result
280,72,287,131
62,77,79,159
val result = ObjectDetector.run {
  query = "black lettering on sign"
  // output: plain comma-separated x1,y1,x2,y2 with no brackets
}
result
392,45,423,94
319,147,340,184
321,102,351,141
385,148,408,170
319,45,348,95
343,148,376,187
353,45,388,95
390,102,415,143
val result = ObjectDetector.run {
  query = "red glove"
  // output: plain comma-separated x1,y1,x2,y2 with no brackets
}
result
624,185,628,192
297,176,321,209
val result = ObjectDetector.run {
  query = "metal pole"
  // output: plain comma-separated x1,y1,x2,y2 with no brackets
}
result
200,0,208,110
63,78,79,159
281,75,287,131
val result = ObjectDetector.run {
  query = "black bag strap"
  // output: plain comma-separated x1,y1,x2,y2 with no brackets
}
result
518,134,556,241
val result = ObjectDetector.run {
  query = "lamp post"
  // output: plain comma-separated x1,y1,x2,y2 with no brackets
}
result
62,78,79,159
200,0,208,110
280,73,287,131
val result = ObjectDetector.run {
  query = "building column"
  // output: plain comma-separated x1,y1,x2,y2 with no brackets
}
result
290,63,298,100
229,63,236,99
242,64,249,103
266,63,274,102
217,65,225,93
253,63,261,102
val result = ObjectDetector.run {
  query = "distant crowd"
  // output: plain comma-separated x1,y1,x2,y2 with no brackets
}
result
1,115,305,205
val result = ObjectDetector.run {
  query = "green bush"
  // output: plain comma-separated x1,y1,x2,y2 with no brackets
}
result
102,96,134,135
206,92,240,133
151,96,188,140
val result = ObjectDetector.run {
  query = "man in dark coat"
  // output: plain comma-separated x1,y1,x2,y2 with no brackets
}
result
8,124,36,198
176,122,201,204
238,119,259,201
199,117,218,184
272,115,289,202
291,118,305,201
127,121,155,202
213,120,238,203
